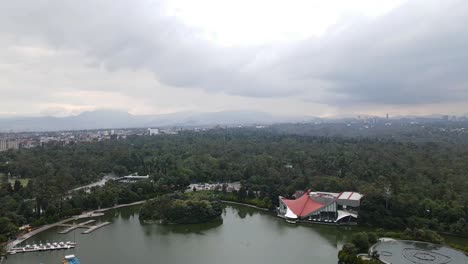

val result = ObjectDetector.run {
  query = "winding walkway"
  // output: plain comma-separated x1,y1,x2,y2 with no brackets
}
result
220,200,270,211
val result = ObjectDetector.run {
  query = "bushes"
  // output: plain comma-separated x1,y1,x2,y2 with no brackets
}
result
0,217,18,239
339,232,380,263
139,193,222,224
351,232,371,253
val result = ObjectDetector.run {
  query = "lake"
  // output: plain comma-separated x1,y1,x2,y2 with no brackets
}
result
5,204,467,264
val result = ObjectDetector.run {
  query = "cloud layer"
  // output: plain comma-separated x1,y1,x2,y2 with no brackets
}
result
0,0,467,117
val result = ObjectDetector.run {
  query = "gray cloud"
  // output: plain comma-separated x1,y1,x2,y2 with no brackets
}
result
0,0,467,116
286,0,468,105
0,0,292,98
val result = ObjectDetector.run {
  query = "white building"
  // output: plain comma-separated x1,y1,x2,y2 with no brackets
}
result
148,128,159,135
0,139,19,151
118,174,150,183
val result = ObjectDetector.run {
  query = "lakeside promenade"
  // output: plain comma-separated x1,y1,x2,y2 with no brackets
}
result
6,200,147,251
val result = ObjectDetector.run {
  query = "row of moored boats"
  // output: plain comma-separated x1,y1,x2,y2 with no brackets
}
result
8,241,76,254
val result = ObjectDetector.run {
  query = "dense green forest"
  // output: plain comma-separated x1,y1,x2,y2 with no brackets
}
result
1,128,468,253
139,192,222,224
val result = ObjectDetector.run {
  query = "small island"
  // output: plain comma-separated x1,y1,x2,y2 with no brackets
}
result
139,193,223,224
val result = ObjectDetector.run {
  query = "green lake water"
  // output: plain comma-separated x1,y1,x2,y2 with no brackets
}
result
5,204,468,264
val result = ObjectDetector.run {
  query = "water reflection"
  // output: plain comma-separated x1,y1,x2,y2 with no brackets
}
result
119,207,138,220
6,204,467,264
237,208,248,219
141,219,223,236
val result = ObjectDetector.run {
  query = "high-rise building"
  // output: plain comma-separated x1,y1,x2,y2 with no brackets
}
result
0,139,7,151
8,140,19,150
0,139,19,151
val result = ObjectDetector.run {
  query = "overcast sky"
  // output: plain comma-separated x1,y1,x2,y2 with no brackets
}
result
0,0,467,117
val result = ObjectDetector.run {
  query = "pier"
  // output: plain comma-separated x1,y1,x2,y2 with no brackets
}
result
82,222,111,234
6,200,143,251
58,220,96,234
6,218,76,251
58,220,110,234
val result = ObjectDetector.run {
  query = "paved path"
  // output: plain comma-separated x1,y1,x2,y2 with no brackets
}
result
220,200,270,211
94,200,146,213
70,175,117,193
6,200,147,251
6,218,76,251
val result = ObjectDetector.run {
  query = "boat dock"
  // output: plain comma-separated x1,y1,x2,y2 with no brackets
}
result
8,241,76,255
58,220,110,234
6,218,77,251
58,220,96,234
81,222,111,234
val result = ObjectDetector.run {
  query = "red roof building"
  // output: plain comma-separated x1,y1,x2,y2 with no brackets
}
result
278,189,363,224
281,190,325,217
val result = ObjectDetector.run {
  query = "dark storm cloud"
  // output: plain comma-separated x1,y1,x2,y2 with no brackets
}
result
0,0,467,107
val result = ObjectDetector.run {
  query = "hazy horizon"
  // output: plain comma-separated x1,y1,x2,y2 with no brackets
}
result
1,0,467,118
0,108,466,120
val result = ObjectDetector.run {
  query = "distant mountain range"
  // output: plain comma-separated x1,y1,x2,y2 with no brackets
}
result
1,110,466,132
0,110,316,132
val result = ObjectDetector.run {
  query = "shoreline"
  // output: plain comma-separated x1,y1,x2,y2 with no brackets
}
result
6,200,148,251
6,217,76,251
6,198,248,251
7,198,468,255
220,200,270,211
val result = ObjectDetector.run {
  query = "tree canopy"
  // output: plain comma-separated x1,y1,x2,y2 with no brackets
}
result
1,128,468,254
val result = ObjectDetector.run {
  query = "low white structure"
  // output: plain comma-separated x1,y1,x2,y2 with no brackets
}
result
186,182,241,192
148,128,159,135
118,174,150,183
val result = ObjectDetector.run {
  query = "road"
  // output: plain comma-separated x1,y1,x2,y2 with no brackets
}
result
70,175,117,192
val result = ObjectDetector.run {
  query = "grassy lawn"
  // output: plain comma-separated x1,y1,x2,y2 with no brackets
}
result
9,178,30,187
1,172,31,187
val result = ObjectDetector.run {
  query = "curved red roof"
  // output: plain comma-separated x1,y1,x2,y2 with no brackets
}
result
281,190,324,217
